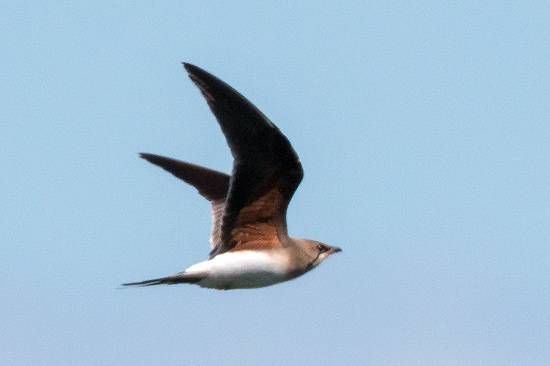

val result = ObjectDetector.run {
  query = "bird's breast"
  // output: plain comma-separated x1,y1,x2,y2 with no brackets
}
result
184,250,290,289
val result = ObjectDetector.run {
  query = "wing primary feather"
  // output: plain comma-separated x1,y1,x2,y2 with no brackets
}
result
140,153,229,201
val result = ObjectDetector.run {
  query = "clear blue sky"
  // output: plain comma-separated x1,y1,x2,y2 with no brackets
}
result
2,2,549,365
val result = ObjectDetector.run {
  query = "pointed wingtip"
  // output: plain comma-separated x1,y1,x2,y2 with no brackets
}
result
139,153,162,166
139,152,152,160
182,62,214,86
182,62,198,74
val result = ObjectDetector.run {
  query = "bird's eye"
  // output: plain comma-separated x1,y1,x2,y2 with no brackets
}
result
317,244,327,252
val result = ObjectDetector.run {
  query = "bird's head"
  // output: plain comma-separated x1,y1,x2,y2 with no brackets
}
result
296,239,342,270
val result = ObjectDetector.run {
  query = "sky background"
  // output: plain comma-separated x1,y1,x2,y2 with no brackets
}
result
1,2,549,365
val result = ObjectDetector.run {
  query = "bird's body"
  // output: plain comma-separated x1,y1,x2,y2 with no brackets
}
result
173,250,288,290
123,63,341,290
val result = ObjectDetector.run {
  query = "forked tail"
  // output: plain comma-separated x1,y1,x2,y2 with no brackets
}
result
122,273,201,287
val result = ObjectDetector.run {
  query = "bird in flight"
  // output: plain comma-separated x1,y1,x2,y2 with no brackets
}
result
123,63,341,290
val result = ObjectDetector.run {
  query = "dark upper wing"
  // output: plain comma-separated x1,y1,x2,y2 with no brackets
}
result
140,153,229,201
139,153,229,249
183,63,304,258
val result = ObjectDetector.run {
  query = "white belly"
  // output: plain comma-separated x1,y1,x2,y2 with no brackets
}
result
183,250,288,289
